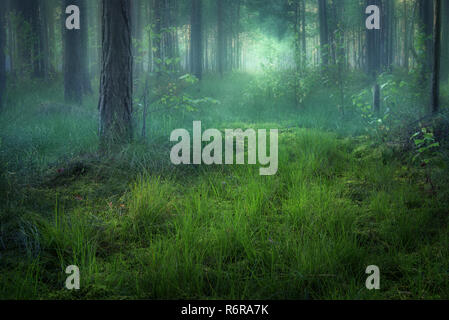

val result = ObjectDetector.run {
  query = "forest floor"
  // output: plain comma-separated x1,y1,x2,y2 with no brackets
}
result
1,73,449,299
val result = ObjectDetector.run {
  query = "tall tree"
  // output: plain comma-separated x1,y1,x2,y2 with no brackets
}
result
431,0,441,114
0,1,6,111
37,0,50,78
217,0,225,77
317,0,329,66
79,0,92,94
366,0,383,114
131,0,143,79
300,0,306,67
153,0,163,77
441,0,449,81
98,0,133,150
15,0,40,77
419,0,434,82
63,0,91,102
63,0,83,103
190,0,203,79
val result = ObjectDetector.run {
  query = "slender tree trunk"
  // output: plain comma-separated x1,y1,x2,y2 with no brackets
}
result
190,0,202,79
403,0,410,70
80,0,92,94
47,0,56,74
98,0,133,150
154,0,162,77
441,0,449,81
15,0,40,77
431,0,441,114
0,3,6,111
63,0,83,103
131,0,143,79
217,0,224,77
301,0,306,67
317,0,329,67
420,0,434,83
38,0,49,79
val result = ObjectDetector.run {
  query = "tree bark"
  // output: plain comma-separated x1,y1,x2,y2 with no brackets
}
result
98,0,133,150
80,0,92,94
190,0,202,79
431,0,441,114
153,0,162,77
63,0,83,103
217,0,225,77
419,0,434,82
318,0,329,67
0,3,6,111
15,0,40,77
131,0,143,79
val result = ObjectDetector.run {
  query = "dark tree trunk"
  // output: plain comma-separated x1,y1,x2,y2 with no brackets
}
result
147,0,153,72
373,83,380,115
131,0,143,79
15,0,40,77
98,0,133,150
431,0,441,114
0,3,6,111
38,0,49,79
301,0,306,67
153,0,162,77
217,0,224,77
63,0,83,103
441,0,449,81
190,0,202,80
366,0,382,77
366,0,383,114
318,0,329,66
80,0,92,94
47,0,56,74
403,0,410,70
420,0,434,82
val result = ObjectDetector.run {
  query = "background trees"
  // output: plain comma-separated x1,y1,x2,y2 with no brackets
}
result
0,0,447,141
63,0,83,104
190,0,202,80
2,1,449,301
0,0,5,110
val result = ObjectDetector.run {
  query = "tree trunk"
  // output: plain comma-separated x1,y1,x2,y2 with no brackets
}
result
63,0,83,103
15,0,40,77
366,0,382,77
431,0,441,114
373,83,380,114
80,0,92,94
98,0,133,150
217,0,224,77
153,0,162,77
441,0,449,81
420,0,434,82
190,0,202,80
0,3,6,111
318,0,329,67
301,0,306,67
38,0,49,79
47,0,56,74
131,0,143,79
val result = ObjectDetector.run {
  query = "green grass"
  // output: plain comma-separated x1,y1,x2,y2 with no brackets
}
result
1,73,449,300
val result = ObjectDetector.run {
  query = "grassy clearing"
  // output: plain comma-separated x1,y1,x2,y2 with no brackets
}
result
1,74,449,299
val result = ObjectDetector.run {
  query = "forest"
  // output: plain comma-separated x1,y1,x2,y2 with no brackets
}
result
1,0,449,300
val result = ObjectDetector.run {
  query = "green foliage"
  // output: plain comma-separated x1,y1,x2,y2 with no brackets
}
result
1,74,449,300
351,71,429,140
410,127,441,165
